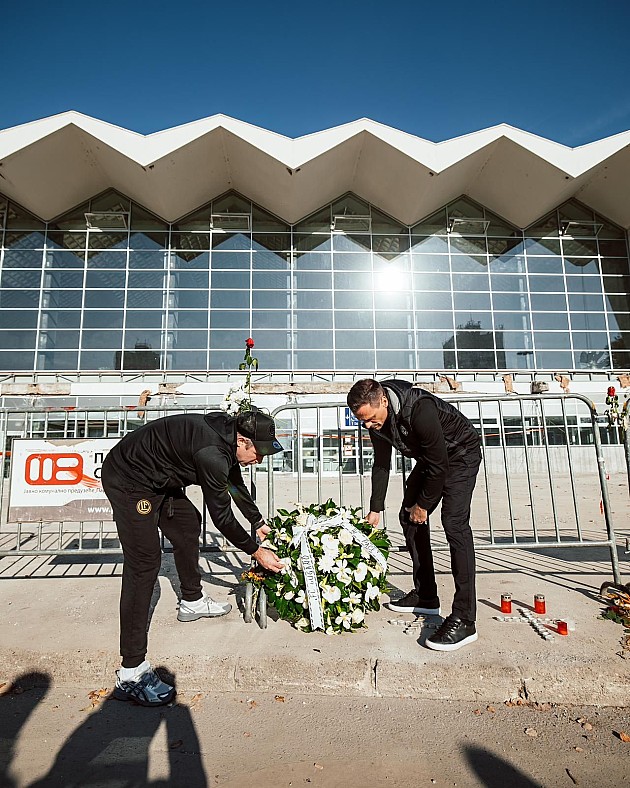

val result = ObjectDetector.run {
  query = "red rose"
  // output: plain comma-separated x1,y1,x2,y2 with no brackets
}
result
607,386,616,397
245,337,255,349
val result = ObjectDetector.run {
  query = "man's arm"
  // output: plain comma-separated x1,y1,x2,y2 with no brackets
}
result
405,398,449,512
368,433,392,524
226,462,263,524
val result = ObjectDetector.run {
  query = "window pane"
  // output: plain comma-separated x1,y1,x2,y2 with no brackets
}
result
37,351,78,370
376,331,412,350
535,332,571,349
333,271,372,289
251,290,286,309
38,331,80,349
452,273,490,292
170,311,208,329
170,251,210,269
41,310,81,329
377,350,414,368
85,270,126,289
412,254,449,273
173,290,209,309
126,311,164,329
295,350,333,369
0,289,40,308
209,311,248,329
294,271,332,289
127,291,165,309
375,311,412,329
450,255,488,273
0,310,37,328
335,311,373,329
526,256,563,274
87,250,127,268
413,273,451,290
492,292,530,310
125,331,162,350
494,312,531,330
335,331,373,350
333,253,372,270
565,276,602,293
3,249,44,268
532,312,570,330
83,311,124,329
128,251,168,269
43,290,83,308
455,313,492,330
0,351,35,370
335,350,375,368
1,270,41,288
454,292,491,310
212,251,250,269
296,291,331,309
334,291,372,309
81,330,123,349
294,330,332,349
530,293,567,311
529,275,565,291
169,331,207,350
570,312,607,331
0,330,36,349
535,351,572,368
253,310,289,329
414,292,453,310
416,330,454,349
416,311,454,330
252,271,290,290
294,311,332,329
128,271,166,289
569,293,604,311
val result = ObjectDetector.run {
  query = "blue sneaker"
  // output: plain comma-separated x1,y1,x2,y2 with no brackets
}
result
113,667,176,706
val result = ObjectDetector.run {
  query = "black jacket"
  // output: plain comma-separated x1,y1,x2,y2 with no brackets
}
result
368,379,480,513
102,412,261,554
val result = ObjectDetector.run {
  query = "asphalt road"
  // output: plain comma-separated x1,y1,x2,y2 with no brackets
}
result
1,682,629,787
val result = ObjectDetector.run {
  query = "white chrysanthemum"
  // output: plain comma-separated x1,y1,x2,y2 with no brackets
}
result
318,553,336,573
351,608,365,625
335,610,352,630
321,534,340,556
338,528,353,545
354,562,368,582
343,592,361,606
321,584,341,604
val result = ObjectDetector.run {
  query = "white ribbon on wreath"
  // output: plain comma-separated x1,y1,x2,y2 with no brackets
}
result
289,512,388,632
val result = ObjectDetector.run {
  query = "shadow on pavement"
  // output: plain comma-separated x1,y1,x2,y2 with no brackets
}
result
0,671,51,788
464,745,541,787
27,669,207,788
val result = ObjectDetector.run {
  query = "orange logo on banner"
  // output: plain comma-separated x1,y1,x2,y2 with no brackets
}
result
25,453,84,486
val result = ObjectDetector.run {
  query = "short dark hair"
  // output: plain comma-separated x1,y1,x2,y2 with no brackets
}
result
347,379,384,412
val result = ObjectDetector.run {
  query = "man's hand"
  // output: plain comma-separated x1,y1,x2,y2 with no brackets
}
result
405,504,428,524
252,546,284,572
255,521,271,541
366,511,381,527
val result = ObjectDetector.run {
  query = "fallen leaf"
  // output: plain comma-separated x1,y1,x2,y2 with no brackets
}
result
486,705,496,713
169,739,183,750
617,731,630,742
274,695,285,702
473,709,482,716
0,683,7,694
189,693,203,708
525,728,538,737
81,688,110,711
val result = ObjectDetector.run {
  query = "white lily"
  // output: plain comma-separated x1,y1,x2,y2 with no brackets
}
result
351,608,365,625
284,590,295,600
337,570,353,586
259,539,276,550
343,592,361,606
354,561,368,582
309,533,320,546
295,589,308,608
321,534,340,555
296,617,310,630
365,582,380,603
368,564,382,577
296,512,309,527
338,528,353,546
332,558,348,574
321,584,341,604
335,610,352,630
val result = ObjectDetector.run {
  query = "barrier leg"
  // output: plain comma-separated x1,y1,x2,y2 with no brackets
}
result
244,582,253,623
257,587,267,629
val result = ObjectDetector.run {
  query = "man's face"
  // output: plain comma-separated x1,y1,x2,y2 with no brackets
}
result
354,395,389,430
236,435,263,466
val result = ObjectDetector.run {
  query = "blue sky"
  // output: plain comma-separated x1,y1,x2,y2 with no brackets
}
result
2,0,630,146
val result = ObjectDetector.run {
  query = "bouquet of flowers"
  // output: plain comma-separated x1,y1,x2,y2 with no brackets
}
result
247,500,391,634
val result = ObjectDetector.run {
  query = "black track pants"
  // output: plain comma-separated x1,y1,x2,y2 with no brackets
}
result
102,464,203,668
400,450,481,622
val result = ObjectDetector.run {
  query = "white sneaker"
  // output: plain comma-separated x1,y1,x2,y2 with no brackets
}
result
177,595,232,622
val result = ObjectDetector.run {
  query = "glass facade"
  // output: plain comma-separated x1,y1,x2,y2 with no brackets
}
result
0,190,628,372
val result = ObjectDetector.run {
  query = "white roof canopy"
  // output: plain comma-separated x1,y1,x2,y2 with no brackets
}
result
1,112,629,229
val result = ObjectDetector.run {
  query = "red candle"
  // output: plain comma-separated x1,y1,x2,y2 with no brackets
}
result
534,594,546,615
557,620,568,636
501,594,512,614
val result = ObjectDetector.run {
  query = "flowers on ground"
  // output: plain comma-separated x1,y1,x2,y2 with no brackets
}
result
248,499,390,634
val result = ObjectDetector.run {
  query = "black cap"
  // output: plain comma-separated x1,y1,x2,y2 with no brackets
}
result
236,410,283,456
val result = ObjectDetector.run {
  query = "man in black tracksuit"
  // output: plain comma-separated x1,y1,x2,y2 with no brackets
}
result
347,378,481,651
101,409,284,705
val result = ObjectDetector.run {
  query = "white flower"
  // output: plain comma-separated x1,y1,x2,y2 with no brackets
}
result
296,512,309,527
295,589,308,608
351,608,365,625
365,582,380,603
332,558,348,574
368,564,382,577
325,626,335,635
309,533,320,547
279,556,292,573
284,590,295,600
338,528,353,546
343,592,361,606
337,570,353,586
321,584,341,604
335,611,352,630
296,617,310,630
353,562,368,582
361,546,372,559
259,539,276,550
296,556,303,571
318,553,336,573
321,534,340,556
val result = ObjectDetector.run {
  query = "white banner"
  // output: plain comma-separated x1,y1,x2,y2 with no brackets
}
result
8,438,118,522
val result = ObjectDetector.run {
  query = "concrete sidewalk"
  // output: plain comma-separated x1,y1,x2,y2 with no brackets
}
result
1,537,628,706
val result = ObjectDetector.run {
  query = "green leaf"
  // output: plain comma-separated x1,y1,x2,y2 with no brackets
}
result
238,363,246,371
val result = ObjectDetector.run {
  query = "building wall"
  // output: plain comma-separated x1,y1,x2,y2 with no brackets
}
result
0,189,629,374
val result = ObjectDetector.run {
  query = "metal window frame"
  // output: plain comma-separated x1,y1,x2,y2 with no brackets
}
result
559,220,603,238
331,215,372,233
210,213,251,232
85,211,130,231
447,217,491,235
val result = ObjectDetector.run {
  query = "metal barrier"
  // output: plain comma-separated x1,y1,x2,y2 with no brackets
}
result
0,403,250,557
268,393,622,584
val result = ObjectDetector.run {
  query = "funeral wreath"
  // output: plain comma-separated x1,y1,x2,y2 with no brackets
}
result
245,500,391,633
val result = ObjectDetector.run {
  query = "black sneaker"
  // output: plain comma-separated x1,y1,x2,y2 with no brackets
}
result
388,590,440,615
426,614,477,651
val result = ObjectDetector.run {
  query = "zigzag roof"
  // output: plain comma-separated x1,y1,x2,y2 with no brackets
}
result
1,111,629,229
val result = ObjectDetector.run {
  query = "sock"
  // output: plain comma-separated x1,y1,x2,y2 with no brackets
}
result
181,595,206,611
119,660,150,681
